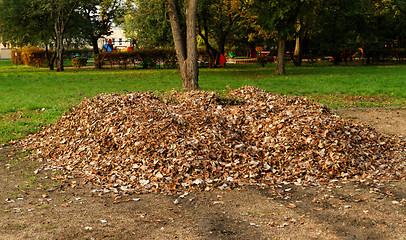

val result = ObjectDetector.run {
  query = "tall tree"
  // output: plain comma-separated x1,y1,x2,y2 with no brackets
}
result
291,0,321,66
1,0,125,70
0,0,58,69
307,0,404,64
50,0,80,72
167,0,199,90
123,0,250,67
197,0,246,67
252,0,306,75
121,0,173,48
77,0,124,54
387,0,406,15
0,0,53,47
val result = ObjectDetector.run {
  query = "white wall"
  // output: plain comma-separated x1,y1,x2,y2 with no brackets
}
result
98,28,132,50
0,48,12,59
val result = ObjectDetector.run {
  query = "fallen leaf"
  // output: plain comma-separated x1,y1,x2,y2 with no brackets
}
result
18,86,406,195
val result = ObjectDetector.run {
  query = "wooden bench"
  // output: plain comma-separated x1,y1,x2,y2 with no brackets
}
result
231,58,258,64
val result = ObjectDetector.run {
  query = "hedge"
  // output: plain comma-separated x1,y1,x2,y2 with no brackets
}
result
72,57,88,68
65,49,93,59
11,49,23,65
12,47,46,67
11,48,93,68
94,49,177,69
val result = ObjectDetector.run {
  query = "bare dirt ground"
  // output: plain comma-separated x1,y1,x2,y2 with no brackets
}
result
1,108,405,240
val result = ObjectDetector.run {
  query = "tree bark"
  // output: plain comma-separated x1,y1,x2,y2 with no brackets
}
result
275,36,286,75
45,45,55,70
198,16,219,68
55,27,65,72
184,0,199,90
293,20,303,66
333,52,341,65
167,0,199,90
197,1,235,69
54,4,63,72
294,37,300,57
53,0,79,72
292,36,302,66
91,36,100,55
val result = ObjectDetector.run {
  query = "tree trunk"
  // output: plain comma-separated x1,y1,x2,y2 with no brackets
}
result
293,21,303,66
197,16,218,68
218,39,226,56
52,0,78,72
294,37,300,56
198,27,219,68
167,0,186,78
55,29,64,72
333,52,341,65
184,0,199,90
293,36,302,66
167,0,199,90
207,47,219,68
275,36,286,75
91,36,100,55
45,45,55,70
54,5,65,72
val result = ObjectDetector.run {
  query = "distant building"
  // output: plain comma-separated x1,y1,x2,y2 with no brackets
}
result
0,43,12,59
98,28,132,51
0,28,132,58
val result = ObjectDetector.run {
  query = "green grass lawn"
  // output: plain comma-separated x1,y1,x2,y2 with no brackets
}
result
1,59,405,144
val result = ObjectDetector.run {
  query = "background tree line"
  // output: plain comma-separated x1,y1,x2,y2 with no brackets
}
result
122,0,406,72
1,0,405,89
0,0,124,71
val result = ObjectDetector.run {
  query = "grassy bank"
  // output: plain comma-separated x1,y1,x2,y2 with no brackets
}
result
1,59,405,144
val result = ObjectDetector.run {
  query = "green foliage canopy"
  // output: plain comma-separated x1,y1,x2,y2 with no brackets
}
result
121,0,173,48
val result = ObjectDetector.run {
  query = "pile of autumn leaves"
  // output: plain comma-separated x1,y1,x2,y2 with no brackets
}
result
22,87,406,193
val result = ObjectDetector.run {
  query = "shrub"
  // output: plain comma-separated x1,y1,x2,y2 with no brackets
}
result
397,48,406,61
257,55,274,67
65,49,93,59
94,49,177,69
72,57,88,68
11,48,93,67
19,47,46,67
94,53,105,69
11,49,23,65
